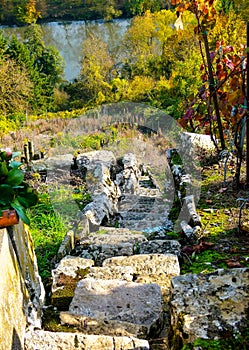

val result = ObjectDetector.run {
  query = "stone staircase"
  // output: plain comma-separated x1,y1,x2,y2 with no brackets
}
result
24,151,249,350
118,175,171,232
24,170,181,349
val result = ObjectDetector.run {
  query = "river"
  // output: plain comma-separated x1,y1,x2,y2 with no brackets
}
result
0,19,130,81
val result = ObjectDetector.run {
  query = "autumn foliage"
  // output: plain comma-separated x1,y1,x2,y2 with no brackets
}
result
172,0,247,154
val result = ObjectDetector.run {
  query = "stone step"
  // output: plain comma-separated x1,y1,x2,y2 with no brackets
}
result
119,209,168,220
119,219,166,231
139,177,157,189
51,252,181,311
24,329,150,350
138,188,161,197
119,200,168,213
60,278,163,339
103,254,180,297
75,228,180,265
119,194,161,205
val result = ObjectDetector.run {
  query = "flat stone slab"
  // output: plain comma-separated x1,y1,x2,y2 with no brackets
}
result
80,232,147,245
24,330,150,350
63,278,163,338
51,256,94,309
88,266,134,281
170,268,249,346
103,254,180,276
103,254,180,295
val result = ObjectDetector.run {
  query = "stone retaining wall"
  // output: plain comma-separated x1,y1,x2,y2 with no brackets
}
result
0,221,44,350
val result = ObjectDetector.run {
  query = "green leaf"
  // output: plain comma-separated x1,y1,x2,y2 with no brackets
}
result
0,184,14,206
11,198,30,225
17,192,38,208
5,168,24,186
0,162,8,176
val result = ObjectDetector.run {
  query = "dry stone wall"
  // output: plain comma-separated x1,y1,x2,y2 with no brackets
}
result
0,221,44,350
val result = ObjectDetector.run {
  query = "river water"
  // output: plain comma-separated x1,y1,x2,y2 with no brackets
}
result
0,19,130,81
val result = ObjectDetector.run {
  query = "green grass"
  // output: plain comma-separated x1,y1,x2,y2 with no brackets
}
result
29,192,69,284
181,250,228,275
182,328,249,349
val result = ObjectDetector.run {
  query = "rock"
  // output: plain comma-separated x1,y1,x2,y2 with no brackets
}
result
138,240,181,257
78,155,121,231
7,221,45,328
41,154,74,172
170,268,249,347
116,153,141,194
82,163,121,224
184,195,202,227
77,229,147,265
103,254,180,296
57,230,75,260
88,266,134,281
24,329,150,350
62,278,163,338
180,221,198,245
51,256,94,310
182,132,216,151
76,150,116,174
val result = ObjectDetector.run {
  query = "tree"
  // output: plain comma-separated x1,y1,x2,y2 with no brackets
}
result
172,0,247,185
0,25,64,114
23,24,64,112
0,58,33,115
17,0,41,24
80,34,114,104
126,0,166,16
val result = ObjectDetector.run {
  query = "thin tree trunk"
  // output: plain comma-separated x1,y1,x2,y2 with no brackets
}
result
203,32,225,150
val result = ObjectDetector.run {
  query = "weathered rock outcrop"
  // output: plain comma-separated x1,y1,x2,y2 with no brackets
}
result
82,160,121,230
169,268,249,349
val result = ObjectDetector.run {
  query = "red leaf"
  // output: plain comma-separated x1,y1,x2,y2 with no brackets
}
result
226,260,242,268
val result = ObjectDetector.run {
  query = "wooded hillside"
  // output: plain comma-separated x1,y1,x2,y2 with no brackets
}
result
0,0,170,25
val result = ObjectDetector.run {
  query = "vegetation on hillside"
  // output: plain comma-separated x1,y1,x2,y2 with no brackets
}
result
0,0,171,25
0,1,246,124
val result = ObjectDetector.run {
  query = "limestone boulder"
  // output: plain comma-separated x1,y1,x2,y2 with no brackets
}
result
170,268,249,348
116,153,141,194
182,132,216,151
76,150,116,174
61,278,163,338
103,254,180,296
24,330,150,350
80,161,121,231
51,256,94,310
